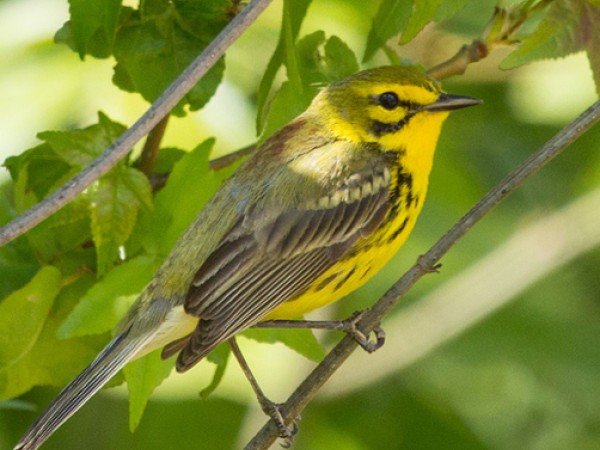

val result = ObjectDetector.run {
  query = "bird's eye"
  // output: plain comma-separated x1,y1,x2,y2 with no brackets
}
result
378,92,400,110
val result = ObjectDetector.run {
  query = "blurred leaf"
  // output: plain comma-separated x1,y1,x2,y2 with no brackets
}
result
0,266,61,370
0,227,38,299
124,350,174,431
401,0,444,44
501,0,600,94
259,81,308,142
0,271,107,400
434,0,474,21
364,0,412,62
67,0,122,58
137,139,218,255
201,344,231,398
150,147,187,174
256,0,311,132
4,145,71,202
89,165,152,276
261,33,358,141
243,327,325,362
402,0,474,43
58,255,160,338
321,35,360,81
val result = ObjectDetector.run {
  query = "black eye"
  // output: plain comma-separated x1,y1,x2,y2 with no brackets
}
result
378,92,399,110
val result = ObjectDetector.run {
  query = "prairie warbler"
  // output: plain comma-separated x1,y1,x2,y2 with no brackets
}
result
15,65,480,450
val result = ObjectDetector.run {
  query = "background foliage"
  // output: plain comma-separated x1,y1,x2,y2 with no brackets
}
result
0,0,599,449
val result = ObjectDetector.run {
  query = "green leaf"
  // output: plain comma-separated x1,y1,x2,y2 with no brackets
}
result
0,236,38,300
38,112,127,168
256,0,311,133
400,0,444,44
138,139,218,255
89,165,153,276
243,327,325,363
201,344,231,398
0,262,110,400
363,0,412,62
0,266,61,370
259,81,309,142
260,33,358,141
322,35,360,81
433,0,474,21
58,255,160,338
66,0,123,58
20,113,151,272
112,2,226,114
4,147,92,263
4,144,71,201
501,0,600,94
124,350,174,431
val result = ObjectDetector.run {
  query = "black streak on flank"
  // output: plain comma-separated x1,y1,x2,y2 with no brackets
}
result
359,266,372,280
388,216,409,243
334,266,357,292
398,169,414,208
315,273,338,292
387,163,413,221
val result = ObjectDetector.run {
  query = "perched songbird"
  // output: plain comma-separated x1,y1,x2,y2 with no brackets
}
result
14,65,480,450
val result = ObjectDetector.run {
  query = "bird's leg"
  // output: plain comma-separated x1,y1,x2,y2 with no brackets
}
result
227,338,298,448
255,310,386,353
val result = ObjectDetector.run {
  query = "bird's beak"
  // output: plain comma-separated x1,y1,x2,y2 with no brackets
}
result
423,93,482,112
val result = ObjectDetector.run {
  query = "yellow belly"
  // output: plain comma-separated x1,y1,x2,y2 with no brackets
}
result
264,195,422,320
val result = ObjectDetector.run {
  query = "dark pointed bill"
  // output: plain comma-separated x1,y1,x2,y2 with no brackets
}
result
423,93,482,112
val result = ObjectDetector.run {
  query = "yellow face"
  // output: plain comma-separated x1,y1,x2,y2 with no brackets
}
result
311,65,445,147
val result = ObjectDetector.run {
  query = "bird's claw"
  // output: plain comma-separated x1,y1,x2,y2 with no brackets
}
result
341,310,386,353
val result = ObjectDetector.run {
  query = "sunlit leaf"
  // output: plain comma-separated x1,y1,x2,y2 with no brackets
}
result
124,350,174,431
38,112,126,168
363,0,412,62
112,1,228,113
243,327,325,362
138,139,218,255
256,0,311,132
201,344,231,398
67,0,122,58
0,272,107,400
89,166,152,276
0,267,61,370
58,255,160,338
501,0,600,93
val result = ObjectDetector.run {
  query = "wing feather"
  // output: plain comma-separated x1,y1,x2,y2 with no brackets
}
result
172,155,392,371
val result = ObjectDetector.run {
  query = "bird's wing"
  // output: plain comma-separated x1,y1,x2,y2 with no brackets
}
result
168,146,392,371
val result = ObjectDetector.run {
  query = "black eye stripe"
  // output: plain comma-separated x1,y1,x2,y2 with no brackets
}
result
373,93,422,111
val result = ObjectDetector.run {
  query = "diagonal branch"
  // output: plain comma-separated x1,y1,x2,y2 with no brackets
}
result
0,0,274,247
244,100,600,450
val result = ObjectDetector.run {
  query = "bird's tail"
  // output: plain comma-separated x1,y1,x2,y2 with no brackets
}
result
13,328,152,450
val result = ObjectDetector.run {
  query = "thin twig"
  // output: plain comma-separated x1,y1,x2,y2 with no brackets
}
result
427,40,488,80
209,143,257,171
244,101,600,450
0,0,274,247
136,115,170,176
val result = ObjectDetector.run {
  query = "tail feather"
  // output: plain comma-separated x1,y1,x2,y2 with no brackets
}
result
13,329,151,450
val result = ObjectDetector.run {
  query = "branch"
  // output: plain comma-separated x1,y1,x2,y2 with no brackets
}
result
427,40,488,80
136,115,170,176
0,0,274,247
324,185,600,396
244,100,600,450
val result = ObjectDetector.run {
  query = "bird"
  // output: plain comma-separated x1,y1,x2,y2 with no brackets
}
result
14,64,480,450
